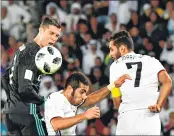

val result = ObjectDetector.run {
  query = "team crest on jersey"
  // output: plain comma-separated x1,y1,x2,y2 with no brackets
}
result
37,74,43,81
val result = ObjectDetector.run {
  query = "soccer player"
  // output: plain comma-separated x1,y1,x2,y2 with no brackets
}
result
1,16,61,136
108,30,172,135
44,72,131,135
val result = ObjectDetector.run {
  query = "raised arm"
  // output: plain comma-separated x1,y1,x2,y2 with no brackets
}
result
82,74,131,107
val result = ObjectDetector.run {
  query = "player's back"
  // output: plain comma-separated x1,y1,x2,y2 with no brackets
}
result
110,52,164,113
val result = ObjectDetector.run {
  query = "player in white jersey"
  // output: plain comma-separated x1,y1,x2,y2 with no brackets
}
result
108,30,172,135
44,72,131,135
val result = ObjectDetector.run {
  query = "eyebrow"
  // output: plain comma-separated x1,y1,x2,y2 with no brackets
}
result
81,89,87,93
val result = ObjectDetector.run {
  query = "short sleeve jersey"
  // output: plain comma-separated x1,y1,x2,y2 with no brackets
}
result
44,91,77,135
109,52,165,113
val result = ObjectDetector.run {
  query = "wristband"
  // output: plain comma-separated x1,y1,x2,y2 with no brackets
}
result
107,82,115,91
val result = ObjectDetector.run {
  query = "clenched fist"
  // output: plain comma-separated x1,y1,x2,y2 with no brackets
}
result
84,106,100,120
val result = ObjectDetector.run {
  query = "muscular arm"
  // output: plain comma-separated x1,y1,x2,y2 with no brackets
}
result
51,114,86,131
82,87,110,107
82,74,131,107
157,70,172,108
112,97,121,109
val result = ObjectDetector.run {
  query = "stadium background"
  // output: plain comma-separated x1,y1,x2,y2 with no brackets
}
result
1,0,174,135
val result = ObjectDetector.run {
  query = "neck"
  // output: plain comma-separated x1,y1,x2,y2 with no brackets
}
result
34,35,43,48
121,50,133,56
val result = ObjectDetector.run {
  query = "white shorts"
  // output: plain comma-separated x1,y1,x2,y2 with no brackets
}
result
116,109,161,135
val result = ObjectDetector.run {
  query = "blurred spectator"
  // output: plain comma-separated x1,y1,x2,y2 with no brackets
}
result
68,32,83,65
1,51,9,75
1,112,8,135
163,1,174,20
160,99,174,127
74,58,82,72
105,13,120,34
127,11,140,30
167,10,174,35
89,16,106,39
1,6,11,33
120,24,127,31
54,73,64,91
140,3,152,25
102,126,110,136
90,57,105,76
90,66,109,87
7,0,31,40
160,39,174,65
80,33,92,55
76,19,89,46
7,36,18,61
46,2,68,23
82,40,104,75
39,76,58,97
129,27,143,52
93,1,109,25
83,4,94,20
163,112,174,136
150,0,164,17
116,0,131,25
63,58,76,79
66,2,87,32
109,118,117,135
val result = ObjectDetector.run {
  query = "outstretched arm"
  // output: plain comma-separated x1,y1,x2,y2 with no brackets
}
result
82,74,131,107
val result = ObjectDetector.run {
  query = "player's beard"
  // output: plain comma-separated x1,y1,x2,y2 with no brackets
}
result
116,51,121,60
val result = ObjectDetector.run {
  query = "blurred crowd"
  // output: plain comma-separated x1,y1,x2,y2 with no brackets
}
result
1,0,174,135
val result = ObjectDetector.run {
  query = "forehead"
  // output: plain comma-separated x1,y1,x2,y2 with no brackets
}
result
78,83,89,91
46,25,61,34
109,41,116,48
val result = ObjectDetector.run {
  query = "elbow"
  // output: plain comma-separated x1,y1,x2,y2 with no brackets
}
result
166,76,172,90
51,118,65,131
51,119,61,132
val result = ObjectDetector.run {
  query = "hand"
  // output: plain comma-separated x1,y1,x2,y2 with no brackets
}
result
148,104,161,113
84,106,100,120
114,74,132,87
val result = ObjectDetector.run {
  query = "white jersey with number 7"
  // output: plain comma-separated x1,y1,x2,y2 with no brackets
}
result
110,52,165,114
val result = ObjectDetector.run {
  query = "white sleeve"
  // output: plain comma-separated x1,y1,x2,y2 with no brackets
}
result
109,63,119,83
151,57,165,74
45,97,64,122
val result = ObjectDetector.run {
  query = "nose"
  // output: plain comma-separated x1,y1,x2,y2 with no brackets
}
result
82,94,87,100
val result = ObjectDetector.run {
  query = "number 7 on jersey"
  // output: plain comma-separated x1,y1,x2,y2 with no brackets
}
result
126,62,142,87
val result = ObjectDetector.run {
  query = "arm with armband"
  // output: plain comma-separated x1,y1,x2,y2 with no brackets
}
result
111,87,122,109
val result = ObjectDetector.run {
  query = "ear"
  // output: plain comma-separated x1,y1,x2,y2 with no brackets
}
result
39,27,43,33
67,85,74,96
119,44,125,53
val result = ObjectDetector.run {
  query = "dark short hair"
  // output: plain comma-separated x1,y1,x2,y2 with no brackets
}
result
109,30,134,50
40,16,61,28
65,72,89,91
